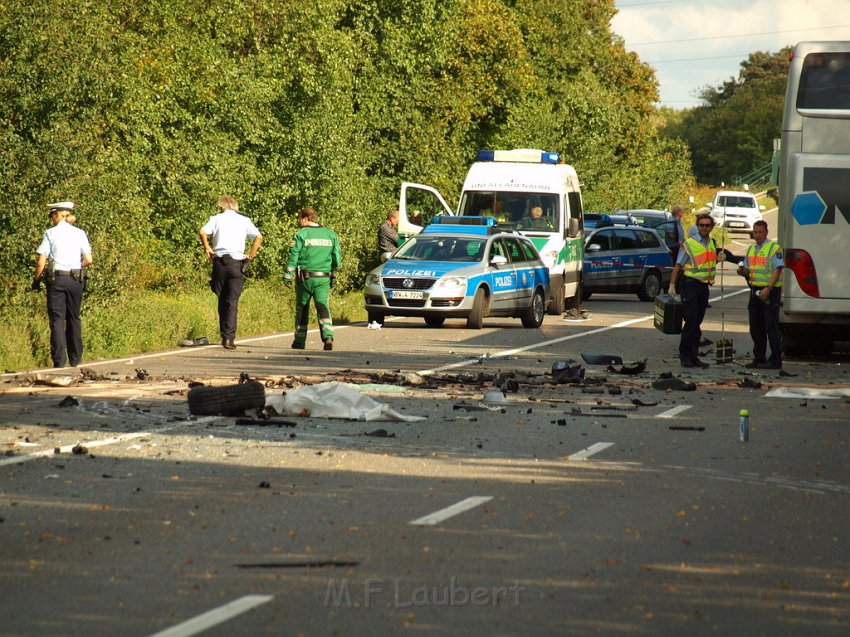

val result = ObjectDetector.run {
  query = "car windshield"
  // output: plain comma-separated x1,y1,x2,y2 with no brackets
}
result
393,236,486,262
717,196,755,208
458,191,560,232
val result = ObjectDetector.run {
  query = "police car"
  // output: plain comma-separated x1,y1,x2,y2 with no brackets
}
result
364,216,550,329
582,224,673,301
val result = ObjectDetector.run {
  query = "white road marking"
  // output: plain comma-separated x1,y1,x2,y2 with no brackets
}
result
568,442,614,460
146,595,273,637
0,427,178,468
655,405,693,419
409,496,493,526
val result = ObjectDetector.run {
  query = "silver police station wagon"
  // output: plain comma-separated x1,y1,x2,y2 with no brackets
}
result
363,217,551,329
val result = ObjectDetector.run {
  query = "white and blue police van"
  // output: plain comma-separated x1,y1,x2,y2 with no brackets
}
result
396,149,585,315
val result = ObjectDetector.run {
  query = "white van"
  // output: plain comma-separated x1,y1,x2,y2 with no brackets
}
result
398,149,585,313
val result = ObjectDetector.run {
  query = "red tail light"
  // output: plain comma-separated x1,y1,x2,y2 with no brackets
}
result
785,249,820,298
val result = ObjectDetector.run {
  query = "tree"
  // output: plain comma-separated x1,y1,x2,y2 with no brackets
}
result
664,48,790,185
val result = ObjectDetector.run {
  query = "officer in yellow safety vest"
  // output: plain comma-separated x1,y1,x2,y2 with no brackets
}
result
737,219,784,369
668,212,725,368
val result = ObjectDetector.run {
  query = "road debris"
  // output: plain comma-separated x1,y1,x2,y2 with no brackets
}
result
57,396,79,408
552,360,584,384
652,377,697,391
581,353,623,366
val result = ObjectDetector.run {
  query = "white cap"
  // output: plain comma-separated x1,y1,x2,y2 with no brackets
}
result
47,201,75,213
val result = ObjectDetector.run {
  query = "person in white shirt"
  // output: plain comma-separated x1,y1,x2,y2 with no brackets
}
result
199,196,263,349
32,202,93,368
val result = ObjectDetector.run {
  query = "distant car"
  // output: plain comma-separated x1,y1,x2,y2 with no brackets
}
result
707,191,764,236
582,225,673,301
363,216,551,329
618,209,680,256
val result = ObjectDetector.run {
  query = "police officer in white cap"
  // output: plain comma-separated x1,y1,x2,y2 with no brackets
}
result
32,202,93,368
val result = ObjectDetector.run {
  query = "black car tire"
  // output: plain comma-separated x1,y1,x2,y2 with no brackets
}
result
521,288,546,328
188,381,265,416
424,316,445,328
367,312,385,326
581,288,592,301
637,270,662,302
548,280,565,315
466,288,487,329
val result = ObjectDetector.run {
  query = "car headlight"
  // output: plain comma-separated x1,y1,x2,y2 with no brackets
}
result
366,273,381,285
433,276,467,289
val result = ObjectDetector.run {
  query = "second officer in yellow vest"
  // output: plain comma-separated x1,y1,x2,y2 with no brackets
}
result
668,213,724,368
737,220,783,369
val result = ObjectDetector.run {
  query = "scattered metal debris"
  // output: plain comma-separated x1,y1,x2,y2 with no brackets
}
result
652,377,697,391
582,353,623,366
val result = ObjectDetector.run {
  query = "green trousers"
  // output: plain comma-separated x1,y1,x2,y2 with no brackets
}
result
293,278,333,346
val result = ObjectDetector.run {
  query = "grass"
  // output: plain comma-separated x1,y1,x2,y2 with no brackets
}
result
0,280,368,372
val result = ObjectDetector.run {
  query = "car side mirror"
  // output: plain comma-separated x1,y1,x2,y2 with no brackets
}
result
759,205,766,211
586,243,602,253
706,203,713,210
490,255,508,266
567,217,580,238
380,251,394,262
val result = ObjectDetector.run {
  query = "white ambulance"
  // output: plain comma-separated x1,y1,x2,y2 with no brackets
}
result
397,149,585,313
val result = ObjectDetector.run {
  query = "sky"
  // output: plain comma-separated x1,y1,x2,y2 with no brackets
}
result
612,0,850,109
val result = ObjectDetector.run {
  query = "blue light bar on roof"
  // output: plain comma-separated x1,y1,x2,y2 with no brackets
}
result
429,215,495,226
476,149,560,164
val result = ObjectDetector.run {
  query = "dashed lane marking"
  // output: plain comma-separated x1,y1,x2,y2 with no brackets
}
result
146,595,273,637
655,405,693,419
409,496,493,526
568,442,614,460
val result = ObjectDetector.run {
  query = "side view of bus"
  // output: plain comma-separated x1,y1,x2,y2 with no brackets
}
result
778,41,850,355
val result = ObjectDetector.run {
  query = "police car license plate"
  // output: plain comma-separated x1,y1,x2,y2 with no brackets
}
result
389,290,424,300
729,221,745,228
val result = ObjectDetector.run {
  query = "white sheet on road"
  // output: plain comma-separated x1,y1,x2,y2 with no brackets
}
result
765,386,850,400
265,381,425,422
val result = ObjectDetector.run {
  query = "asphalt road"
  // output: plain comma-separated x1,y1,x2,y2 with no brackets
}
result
2,232,850,636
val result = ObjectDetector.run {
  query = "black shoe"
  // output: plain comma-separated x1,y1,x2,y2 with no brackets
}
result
291,342,305,350
222,339,236,350
681,359,709,369
757,361,782,370
323,339,333,351
69,360,80,367
744,360,765,369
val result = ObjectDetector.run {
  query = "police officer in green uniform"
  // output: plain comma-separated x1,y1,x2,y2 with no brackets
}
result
284,207,342,351
737,219,784,369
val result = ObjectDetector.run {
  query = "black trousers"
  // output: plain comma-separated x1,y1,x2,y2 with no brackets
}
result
46,275,84,367
679,278,709,362
748,287,782,364
210,258,245,340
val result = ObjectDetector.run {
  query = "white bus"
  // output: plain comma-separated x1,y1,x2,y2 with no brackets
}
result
778,41,850,355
